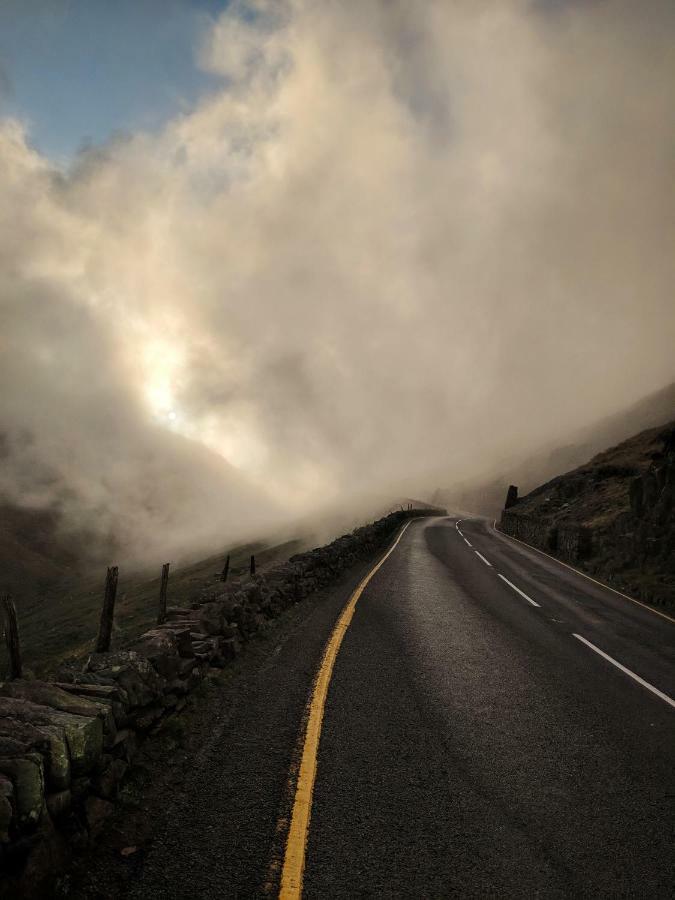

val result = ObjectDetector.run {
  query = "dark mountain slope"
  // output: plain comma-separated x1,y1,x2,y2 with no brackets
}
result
501,420,675,608
439,380,675,517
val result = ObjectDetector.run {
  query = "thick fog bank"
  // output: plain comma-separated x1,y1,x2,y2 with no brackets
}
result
1,0,673,562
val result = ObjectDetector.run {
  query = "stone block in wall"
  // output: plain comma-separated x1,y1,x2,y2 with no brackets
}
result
0,720,70,793
151,625,195,658
131,705,163,733
0,682,116,748
556,524,592,562
85,651,164,710
0,753,44,831
500,511,555,552
131,631,183,681
0,773,14,842
54,683,130,729
45,789,71,821
0,699,103,778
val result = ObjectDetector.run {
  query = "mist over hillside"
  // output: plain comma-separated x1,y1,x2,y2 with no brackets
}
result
436,381,675,517
1,0,674,570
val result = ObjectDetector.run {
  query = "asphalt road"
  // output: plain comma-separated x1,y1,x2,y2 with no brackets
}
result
303,516,675,898
91,516,674,899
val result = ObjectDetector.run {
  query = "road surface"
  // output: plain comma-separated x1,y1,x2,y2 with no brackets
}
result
109,516,674,899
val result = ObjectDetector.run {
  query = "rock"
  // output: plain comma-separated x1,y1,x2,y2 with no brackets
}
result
0,681,107,723
221,622,239,640
0,773,14,841
164,607,195,622
192,639,216,657
185,668,202,692
111,758,128,783
152,625,194,657
0,752,44,829
178,657,197,677
111,730,137,763
0,681,116,754
131,631,182,680
86,651,164,709
0,697,103,776
0,719,70,792
91,763,119,800
45,789,71,820
71,776,92,800
54,681,130,727
131,706,163,732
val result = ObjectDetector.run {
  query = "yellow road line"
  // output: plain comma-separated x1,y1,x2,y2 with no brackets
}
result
278,520,413,899
491,521,675,625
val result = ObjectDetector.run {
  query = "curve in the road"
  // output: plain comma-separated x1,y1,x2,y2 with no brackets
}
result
279,520,413,899
279,514,675,898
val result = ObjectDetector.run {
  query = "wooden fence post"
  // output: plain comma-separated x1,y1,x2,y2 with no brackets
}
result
250,554,256,576
95,566,119,653
221,554,230,583
157,562,170,625
2,595,22,680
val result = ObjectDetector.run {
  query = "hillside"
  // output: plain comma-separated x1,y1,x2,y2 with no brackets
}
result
0,532,307,680
501,420,675,608
0,423,283,603
438,380,675,517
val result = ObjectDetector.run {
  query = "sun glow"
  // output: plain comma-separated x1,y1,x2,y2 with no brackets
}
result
141,337,185,425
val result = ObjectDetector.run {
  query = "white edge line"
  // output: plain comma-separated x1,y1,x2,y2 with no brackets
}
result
573,633,675,710
475,550,492,567
458,529,464,537
497,573,541,608
491,520,675,626
464,537,472,547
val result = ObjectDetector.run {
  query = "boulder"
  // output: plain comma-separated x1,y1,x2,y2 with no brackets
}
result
130,630,182,680
45,789,71,820
0,773,14,841
54,682,130,727
91,761,121,800
0,752,44,829
85,651,164,709
0,719,70,792
151,624,194,657
131,706,163,732
110,730,137,763
0,698,103,776
0,680,116,745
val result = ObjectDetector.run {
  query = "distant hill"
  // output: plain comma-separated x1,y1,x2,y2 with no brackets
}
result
0,426,280,607
438,381,675,517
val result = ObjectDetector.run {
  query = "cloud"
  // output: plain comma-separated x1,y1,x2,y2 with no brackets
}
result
1,0,674,560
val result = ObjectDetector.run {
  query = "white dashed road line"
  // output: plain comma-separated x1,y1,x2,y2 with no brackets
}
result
498,574,541,608
458,518,674,710
572,634,675,710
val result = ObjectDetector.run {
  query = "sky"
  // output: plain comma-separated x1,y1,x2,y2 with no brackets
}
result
0,0,674,564
0,0,228,161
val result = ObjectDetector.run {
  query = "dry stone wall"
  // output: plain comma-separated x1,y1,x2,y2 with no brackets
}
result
0,508,438,895
500,425,675,603
499,511,591,563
